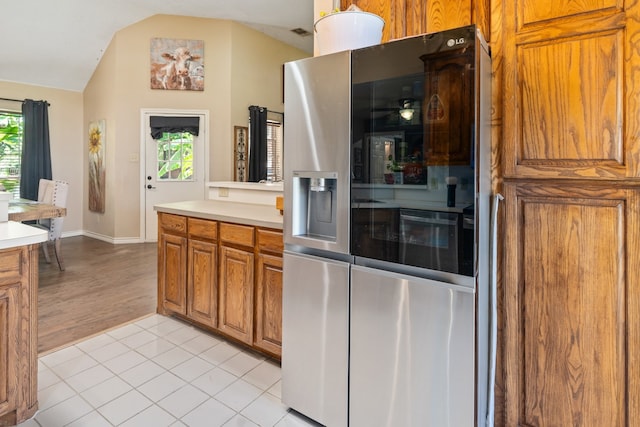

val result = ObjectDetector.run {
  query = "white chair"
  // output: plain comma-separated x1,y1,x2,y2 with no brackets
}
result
35,179,69,270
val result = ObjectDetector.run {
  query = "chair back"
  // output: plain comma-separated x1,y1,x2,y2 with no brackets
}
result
38,179,55,203
38,180,68,241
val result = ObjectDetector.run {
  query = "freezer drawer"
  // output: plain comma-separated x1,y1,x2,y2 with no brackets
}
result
350,265,475,427
281,251,349,427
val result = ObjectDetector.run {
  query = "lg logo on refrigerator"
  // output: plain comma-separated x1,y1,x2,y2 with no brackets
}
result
447,37,465,47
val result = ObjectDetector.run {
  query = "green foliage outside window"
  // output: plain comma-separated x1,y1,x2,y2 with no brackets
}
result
0,113,23,195
156,132,194,180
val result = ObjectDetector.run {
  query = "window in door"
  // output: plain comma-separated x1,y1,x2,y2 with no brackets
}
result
155,131,194,181
0,112,23,198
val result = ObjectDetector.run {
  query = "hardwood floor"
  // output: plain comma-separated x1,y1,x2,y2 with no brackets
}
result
38,235,157,354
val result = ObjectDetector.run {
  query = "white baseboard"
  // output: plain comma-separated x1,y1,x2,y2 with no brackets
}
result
66,230,145,244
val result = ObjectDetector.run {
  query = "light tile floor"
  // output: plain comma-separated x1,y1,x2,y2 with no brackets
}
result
19,314,321,427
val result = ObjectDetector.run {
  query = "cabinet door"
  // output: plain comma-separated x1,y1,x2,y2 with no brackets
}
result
340,0,479,42
158,232,187,315
187,239,218,327
503,183,640,425
0,284,19,418
255,253,282,357
219,245,254,344
502,1,639,179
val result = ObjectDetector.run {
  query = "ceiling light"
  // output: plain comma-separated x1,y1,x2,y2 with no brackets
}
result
399,99,414,121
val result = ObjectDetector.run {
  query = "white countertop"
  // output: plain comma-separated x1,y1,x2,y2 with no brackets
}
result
154,200,283,230
207,181,283,192
0,221,48,250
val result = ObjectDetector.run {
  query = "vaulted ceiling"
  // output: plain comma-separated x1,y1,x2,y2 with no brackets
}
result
2,0,314,92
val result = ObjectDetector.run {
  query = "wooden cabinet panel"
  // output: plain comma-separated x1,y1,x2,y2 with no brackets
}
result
187,240,218,327
0,245,38,425
503,183,639,426
255,253,283,357
519,0,619,27
423,0,471,32
505,30,624,178
0,251,22,285
188,217,217,241
0,285,18,418
342,0,482,42
219,245,254,344
502,3,640,179
158,232,187,315
256,228,284,254
159,212,187,235
220,223,255,247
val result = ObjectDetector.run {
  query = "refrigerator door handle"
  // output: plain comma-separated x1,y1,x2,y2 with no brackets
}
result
486,192,503,427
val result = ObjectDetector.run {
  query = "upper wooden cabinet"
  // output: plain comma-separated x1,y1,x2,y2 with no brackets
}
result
502,4,640,179
341,0,490,42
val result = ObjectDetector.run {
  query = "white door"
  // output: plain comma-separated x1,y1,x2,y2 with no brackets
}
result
142,110,208,241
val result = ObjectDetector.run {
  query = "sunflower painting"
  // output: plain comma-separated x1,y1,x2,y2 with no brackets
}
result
88,120,105,213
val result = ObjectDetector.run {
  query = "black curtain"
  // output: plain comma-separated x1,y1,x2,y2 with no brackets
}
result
150,116,199,139
20,100,52,200
248,105,267,182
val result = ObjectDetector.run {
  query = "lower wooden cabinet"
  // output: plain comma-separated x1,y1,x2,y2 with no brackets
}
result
255,253,283,356
187,239,217,327
158,212,283,358
158,213,188,315
0,244,39,425
0,284,19,421
219,245,254,344
502,183,640,425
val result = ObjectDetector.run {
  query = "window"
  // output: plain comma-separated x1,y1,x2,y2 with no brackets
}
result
266,120,283,182
0,112,23,198
155,131,194,180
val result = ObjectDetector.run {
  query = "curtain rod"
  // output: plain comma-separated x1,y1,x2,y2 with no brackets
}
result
267,110,283,116
0,97,51,106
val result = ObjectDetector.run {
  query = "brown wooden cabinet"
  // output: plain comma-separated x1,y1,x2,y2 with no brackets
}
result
0,244,39,426
187,218,218,327
157,213,187,315
497,0,640,424
503,182,640,425
157,213,283,358
255,229,284,357
218,222,255,345
341,0,489,43
0,284,19,422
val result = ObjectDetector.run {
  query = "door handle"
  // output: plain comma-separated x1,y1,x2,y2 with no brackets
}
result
147,184,156,189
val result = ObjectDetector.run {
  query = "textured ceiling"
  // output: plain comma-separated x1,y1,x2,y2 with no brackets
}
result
1,0,314,92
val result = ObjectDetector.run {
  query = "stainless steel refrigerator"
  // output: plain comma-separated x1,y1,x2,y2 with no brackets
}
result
282,25,495,427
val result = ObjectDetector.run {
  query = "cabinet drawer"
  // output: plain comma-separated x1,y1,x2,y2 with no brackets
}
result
0,248,23,286
220,223,255,247
257,228,283,254
188,218,217,241
159,213,187,235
